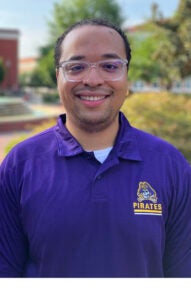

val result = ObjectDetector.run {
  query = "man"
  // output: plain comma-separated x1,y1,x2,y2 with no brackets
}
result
0,18,191,277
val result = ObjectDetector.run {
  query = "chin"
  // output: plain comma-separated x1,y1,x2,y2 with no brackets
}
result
77,113,117,133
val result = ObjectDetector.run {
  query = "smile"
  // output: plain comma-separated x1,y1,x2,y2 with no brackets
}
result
78,95,108,101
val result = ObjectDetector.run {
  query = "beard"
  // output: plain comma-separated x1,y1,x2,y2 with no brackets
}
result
71,108,119,133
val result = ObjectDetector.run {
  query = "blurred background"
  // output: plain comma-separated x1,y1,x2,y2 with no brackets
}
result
0,0,191,163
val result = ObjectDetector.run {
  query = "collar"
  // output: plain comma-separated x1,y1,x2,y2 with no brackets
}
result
55,114,84,157
113,112,142,161
54,112,142,162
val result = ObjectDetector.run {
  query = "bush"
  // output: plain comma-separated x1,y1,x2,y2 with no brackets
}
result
121,92,191,163
42,92,59,104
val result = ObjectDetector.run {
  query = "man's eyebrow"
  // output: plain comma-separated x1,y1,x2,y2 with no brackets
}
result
67,55,85,61
66,53,122,61
102,53,122,59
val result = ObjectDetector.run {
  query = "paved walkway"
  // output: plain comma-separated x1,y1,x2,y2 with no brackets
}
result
0,104,64,163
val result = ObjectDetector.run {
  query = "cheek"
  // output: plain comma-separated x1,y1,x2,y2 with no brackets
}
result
57,78,72,99
57,82,69,105
113,80,128,108
115,80,128,97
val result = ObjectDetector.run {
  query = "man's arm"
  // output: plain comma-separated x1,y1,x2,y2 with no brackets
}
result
0,160,28,277
163,161,191,277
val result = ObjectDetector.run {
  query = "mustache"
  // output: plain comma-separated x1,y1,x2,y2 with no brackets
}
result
74,87,112,93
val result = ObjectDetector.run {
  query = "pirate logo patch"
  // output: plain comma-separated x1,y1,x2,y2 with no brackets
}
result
137,181,158,203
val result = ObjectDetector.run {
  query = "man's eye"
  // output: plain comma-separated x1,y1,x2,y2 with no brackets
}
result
101,62,120,72
66,64,86,73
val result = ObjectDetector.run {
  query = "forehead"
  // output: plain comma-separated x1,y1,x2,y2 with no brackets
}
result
60,25,126,60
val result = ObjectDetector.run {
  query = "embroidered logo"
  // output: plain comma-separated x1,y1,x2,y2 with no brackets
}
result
133,181,162,216
137,181,157,203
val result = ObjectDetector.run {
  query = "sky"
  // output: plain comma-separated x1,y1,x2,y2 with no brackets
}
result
0,0,180,59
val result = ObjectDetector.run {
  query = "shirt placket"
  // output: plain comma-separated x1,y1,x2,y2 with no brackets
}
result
91,157,120,202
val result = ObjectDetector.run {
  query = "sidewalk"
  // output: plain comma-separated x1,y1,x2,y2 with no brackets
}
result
0,103,64,163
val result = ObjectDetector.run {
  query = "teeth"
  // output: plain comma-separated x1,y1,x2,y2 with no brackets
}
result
80,96,105,101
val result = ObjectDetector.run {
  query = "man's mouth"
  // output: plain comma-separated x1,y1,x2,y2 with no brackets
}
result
79,95,107,101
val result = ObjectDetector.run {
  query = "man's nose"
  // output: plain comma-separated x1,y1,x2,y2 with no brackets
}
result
82,65,104,86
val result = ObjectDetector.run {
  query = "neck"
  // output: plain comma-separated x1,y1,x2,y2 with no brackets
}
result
65,116,119,151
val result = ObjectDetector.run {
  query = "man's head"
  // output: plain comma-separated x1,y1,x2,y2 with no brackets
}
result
55,18,131,134
54,18,131,69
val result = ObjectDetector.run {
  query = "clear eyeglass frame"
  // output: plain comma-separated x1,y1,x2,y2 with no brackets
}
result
58,58,128,82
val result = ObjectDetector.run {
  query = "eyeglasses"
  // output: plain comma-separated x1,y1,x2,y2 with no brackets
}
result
58,59,128,82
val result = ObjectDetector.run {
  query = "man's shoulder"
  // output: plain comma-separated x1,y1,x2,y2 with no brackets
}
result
132,126,188,165
119,113,188,165
16,125,56,148
133,126,170,147
1,126,57,168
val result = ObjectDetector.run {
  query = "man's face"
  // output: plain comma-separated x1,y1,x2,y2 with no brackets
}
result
56,25,128,133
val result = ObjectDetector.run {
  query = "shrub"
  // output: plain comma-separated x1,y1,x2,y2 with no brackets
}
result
121,92,191,163
42,92,59,104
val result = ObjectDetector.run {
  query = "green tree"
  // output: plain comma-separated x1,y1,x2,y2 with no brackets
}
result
128,23,162,83
127,2,168,85
29,0,124,88
153,0,191,88
30,46,56,87
0,57,6,84
127,0,191,88
48,0,124,42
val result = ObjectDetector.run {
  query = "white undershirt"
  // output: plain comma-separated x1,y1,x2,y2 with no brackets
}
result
93,146,113,163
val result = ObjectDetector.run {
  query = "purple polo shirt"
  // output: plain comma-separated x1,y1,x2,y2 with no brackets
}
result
0,112,191,277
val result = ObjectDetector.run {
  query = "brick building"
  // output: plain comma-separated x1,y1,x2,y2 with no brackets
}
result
0,29,19,91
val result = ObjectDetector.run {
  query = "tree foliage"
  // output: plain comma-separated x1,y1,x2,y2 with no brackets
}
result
152,0,191,87
128,23,163,83
127,0,191,87
30,46,56,87
48,0,124,42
